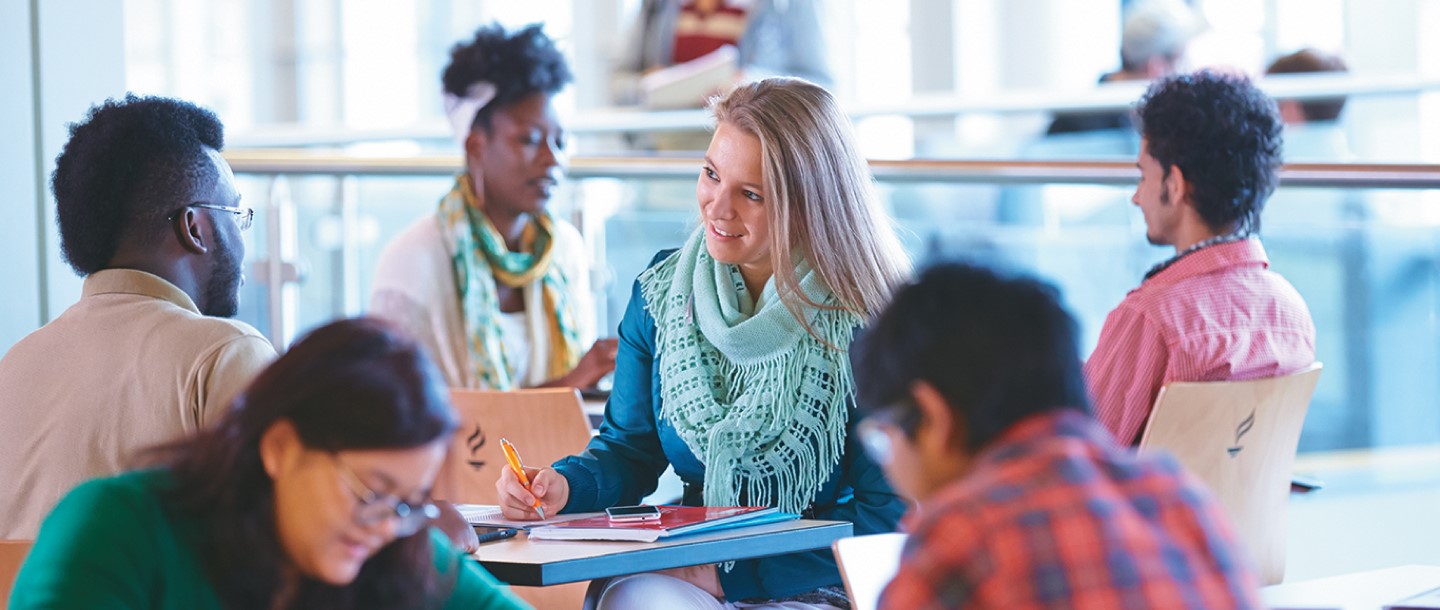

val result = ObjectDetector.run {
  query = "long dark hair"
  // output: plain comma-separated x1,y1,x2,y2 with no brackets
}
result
145,317,458,610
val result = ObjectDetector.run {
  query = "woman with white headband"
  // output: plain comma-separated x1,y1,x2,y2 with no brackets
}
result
371,23,617,390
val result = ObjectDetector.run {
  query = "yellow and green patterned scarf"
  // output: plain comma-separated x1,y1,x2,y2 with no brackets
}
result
438,175,580,388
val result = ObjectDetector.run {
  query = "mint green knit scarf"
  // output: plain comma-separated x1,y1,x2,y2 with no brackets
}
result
640,228,863,515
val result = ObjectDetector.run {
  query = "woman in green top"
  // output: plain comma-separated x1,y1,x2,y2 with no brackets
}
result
10,318,528,610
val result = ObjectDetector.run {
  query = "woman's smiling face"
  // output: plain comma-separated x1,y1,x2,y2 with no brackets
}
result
698,121,772,287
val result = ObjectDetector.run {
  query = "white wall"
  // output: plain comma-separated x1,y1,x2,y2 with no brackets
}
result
0,0,127,354
0,0,43,350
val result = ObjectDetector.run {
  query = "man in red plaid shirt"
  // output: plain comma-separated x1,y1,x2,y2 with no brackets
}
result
849,262,1262,609
1085,70,1316,445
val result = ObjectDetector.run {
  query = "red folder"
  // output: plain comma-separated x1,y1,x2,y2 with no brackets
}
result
527,505,792,542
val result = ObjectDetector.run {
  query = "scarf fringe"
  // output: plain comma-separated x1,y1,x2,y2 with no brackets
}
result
640,234,861,516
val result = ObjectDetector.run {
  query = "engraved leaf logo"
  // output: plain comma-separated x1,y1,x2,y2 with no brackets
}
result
466,424,486,470
1227,408,1256,458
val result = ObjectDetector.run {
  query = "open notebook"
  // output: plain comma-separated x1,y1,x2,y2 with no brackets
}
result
528,506,795,543
1389,586,1440,609
455,504,601,530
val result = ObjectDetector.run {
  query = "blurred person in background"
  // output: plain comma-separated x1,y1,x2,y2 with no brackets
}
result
9,318,527,610
611,0,833,108
611,0,833,152
1047,0,1206,136
1266,48,1352,161
370,23,617,391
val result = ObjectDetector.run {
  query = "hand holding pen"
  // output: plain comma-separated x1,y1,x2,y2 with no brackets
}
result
496,438,572,520
499,438,546,519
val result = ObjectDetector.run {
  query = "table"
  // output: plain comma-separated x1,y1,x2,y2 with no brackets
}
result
471,519,852,586
1261,565,1440,610
582,398,605,429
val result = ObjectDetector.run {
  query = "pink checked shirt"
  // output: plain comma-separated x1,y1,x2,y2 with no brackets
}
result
1085,239,1316,445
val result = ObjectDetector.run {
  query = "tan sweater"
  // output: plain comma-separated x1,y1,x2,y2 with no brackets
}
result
0,269,275,538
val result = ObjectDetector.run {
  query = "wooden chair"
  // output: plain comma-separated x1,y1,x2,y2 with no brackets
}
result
436,388,594,609
832,533,908,610
435,388,594,504
1,540,32,610
1138,363,1323,586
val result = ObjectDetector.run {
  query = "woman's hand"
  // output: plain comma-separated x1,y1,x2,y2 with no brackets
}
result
431,500,480,553
496,466,570,520
546,338,619,389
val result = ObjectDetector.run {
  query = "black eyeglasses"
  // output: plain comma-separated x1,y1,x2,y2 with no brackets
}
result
857,416,897,466
856,402,922,467
332,454,439,537
169,203,254,231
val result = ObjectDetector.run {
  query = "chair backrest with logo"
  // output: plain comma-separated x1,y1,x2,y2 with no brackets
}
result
434,388,593,504
1138,363,1323,585
435,388,595,610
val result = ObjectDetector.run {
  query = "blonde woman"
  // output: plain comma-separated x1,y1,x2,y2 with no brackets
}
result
498,78,910,609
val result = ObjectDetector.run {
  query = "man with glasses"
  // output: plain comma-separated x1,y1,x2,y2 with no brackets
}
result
849,262,1262,609
0,95,275,539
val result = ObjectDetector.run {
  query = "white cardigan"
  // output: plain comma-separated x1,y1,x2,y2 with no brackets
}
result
368,213,596,389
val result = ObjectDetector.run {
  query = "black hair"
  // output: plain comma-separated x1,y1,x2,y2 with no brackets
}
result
146,317,458,610
1266,48,1349,122
850,262,1089,452
51,94,224,276
441,23,572,133
1136,70,1284,236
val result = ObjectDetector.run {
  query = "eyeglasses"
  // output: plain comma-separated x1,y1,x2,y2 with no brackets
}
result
856,416,896,466
169,203,254,231
331,454,440,537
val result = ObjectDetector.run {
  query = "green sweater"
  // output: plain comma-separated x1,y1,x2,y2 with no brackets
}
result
9,471,530,610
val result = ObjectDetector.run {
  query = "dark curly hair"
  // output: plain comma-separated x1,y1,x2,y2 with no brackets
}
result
441,23,572,133
51,94,225,276
851,262,1088,451
1137,71,1283,235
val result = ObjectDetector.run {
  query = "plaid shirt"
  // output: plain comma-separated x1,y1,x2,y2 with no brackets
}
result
879,410,1263,610
1085,238,1315,445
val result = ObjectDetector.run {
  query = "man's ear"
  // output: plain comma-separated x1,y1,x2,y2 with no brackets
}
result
1165,164,1191,208
910,381,966,457
259,419,302,478
172,208,209,255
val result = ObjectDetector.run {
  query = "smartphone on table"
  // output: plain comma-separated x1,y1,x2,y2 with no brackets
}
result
605,504,662,522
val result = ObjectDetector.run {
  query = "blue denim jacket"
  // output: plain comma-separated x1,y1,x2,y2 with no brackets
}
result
553,251,905,600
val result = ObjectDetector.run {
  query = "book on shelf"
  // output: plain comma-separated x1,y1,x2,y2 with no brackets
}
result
640,45,739,109
527,505,796,543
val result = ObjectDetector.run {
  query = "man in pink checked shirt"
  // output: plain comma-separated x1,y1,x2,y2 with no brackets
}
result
1086,71,1317,446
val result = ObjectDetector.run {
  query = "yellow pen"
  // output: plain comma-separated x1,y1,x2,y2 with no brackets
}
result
499,438,547,520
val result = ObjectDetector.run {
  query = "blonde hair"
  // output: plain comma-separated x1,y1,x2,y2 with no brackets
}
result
708,78,911,331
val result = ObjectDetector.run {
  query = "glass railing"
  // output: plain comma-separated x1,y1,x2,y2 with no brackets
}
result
223,150,1440,580
223,151,1440,456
